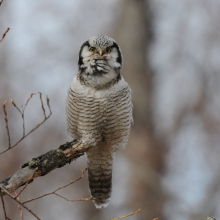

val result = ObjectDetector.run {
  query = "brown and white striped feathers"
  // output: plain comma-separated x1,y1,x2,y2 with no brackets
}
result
66,35,133,208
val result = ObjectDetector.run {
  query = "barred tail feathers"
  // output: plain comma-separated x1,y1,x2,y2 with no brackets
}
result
87,146,114,209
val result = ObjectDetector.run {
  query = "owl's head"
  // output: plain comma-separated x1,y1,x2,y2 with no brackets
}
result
77,35,122,89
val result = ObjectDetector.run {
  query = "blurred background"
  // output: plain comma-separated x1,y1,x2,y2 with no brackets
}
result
0,0,220,219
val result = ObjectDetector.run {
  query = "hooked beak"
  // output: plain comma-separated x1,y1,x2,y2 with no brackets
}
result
99,50,103,56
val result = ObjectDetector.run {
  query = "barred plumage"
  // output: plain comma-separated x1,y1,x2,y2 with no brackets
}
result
66,35,133,208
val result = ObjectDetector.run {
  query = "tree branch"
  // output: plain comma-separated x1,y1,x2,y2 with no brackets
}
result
0,186,40,220
22,167,91,204
0,140,91,197
11,189,24,220
1,196,11,220
0,28,10,43
0,0,5,7
110,208,141,220
1,93,52,155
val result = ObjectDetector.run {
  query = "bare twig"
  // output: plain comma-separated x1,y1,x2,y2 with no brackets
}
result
12,93,36,137
111,208,141,220
38,92,46,119
0,0,10,44
1,196,11,220
24,93,36,110
23,167,89,204
0,165,92,219
46,95,52,115
53,193,93,203
0,140,91,197
11,98,22,114
0,28,10,43
3,101,11,148
12,190,24,220
22,93,36,136
1,196,6,220
0,0,4,6
0,186,41,220
0,93,52,155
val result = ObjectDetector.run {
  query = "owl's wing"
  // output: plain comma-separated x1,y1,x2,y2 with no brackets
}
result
66,83,80,139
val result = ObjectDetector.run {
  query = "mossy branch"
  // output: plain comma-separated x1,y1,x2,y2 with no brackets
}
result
0,140,91,196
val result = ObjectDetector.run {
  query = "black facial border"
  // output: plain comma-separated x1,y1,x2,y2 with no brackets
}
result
78,41,90,66
112,42,122,66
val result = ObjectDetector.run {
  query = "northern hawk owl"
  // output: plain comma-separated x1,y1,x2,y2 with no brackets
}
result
66,35,133,208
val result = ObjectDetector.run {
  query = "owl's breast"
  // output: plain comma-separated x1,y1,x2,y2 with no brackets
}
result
66,76,133,148
66,89,104,140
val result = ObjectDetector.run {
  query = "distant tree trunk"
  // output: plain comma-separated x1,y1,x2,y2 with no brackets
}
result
112,0,167,219
112,0,150,127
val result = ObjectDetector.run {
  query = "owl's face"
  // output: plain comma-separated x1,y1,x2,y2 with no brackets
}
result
77,35,122,89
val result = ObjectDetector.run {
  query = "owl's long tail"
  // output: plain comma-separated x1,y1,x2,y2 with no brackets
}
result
86,145,114,209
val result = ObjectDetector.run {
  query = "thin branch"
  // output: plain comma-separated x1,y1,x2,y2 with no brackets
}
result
0,0,10,44
22,93,36,137
23,93,36,110
1,196,6,220
11,98,22,114
38,92,46,119
0,0,4,7
46,95,52,115
1,196,11,220
12,189,24,220
1,165,92,219
0,140,91,197
3,101,11,148
23,167,88,204
0,186,40,220
0,28,10,43
53,193,93,203
12,93,36,137
111,208,141,220
0,93,52,155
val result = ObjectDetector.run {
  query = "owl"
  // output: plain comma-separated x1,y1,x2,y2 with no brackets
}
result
66,35,133,208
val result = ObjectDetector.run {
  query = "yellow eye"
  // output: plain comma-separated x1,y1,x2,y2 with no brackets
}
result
106,47,111,53
89,47,95,52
